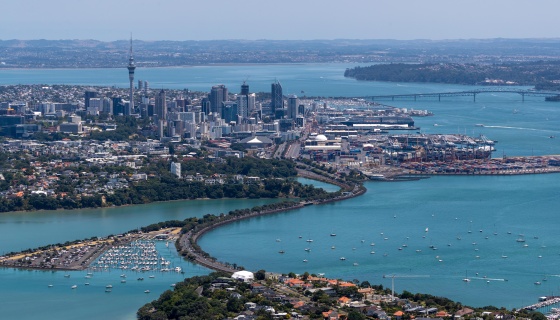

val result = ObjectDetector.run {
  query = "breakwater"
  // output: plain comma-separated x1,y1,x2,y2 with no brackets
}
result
177,174,365,274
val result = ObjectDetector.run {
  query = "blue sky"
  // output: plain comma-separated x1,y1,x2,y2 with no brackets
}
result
3,0,559,41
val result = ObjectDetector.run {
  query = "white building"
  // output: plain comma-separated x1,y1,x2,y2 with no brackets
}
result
170,162,181,178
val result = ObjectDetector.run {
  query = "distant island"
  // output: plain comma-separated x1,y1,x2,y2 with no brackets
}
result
344,61,560,90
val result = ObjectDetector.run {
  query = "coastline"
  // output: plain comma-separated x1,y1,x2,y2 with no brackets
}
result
0,171,351,273
176,174,366,274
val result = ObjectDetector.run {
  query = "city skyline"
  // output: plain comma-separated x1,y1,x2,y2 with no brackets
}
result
4,0,560,41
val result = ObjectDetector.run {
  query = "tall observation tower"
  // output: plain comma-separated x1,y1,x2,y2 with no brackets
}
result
127,36,136,115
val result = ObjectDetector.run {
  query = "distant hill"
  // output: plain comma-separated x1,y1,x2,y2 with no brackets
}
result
1,38,560,68
344,61,560,89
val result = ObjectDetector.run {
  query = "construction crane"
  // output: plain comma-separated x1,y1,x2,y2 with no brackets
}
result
383,274,430,301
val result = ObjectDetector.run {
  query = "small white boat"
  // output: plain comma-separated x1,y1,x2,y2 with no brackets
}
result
71,285,77,289
340,257,346,261
106,285,113,288
331,246,335,249
304,248,311,252
144,290,150,293
303,259,308,263
370,251,375,254
353,263,359,266
535,281,542,285
121,280,126,283
48,284,53,288
149,275,155,279
85,283,90,286
330,233,336,237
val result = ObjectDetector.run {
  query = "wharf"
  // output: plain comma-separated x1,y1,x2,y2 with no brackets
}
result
523,296,560,312
397,155,560,177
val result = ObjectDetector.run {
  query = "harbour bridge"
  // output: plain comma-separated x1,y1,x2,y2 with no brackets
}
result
367,88,560,102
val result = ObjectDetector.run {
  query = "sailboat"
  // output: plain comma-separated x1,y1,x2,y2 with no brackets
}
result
463,271,471,282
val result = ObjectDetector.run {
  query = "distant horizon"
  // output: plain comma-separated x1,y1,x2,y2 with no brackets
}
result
2,37,560,42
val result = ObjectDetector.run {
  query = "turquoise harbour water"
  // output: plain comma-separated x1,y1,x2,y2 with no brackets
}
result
0,198,276,320
1,64,560,317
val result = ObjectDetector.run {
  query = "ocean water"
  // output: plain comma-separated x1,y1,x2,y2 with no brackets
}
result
0,64,559,316
201,174,560,309
0,198,277,320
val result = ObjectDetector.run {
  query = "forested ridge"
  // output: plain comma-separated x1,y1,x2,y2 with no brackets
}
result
344,61,560,89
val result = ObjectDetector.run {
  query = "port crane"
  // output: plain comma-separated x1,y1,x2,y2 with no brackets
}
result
383,274,430,301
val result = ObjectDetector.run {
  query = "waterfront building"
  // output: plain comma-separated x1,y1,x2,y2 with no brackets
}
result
127,37,136,116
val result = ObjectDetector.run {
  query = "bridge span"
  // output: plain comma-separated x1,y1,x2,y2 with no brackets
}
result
368,89,560,102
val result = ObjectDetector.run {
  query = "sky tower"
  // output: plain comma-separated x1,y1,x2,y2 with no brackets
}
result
127,36,136,115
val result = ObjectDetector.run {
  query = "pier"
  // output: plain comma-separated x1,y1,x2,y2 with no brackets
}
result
523,296,560,313
368,89,560,102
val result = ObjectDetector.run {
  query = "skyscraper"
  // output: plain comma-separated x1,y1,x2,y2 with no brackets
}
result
155,89,167,120
236,82,253,119
210,85,228,114
271,80,283,116
241,82,249,95
287,95,298,119
127,36,136,116
84,91,98,109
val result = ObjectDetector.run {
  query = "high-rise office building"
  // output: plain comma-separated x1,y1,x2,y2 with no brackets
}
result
210,85,228,114
287,95,298,119
237,82,253,119
127,37,136,116
271,80,283,116
221,101,238,123
201,97,211,115
241,82,249,95
155,89,167,120
84,91,98,109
